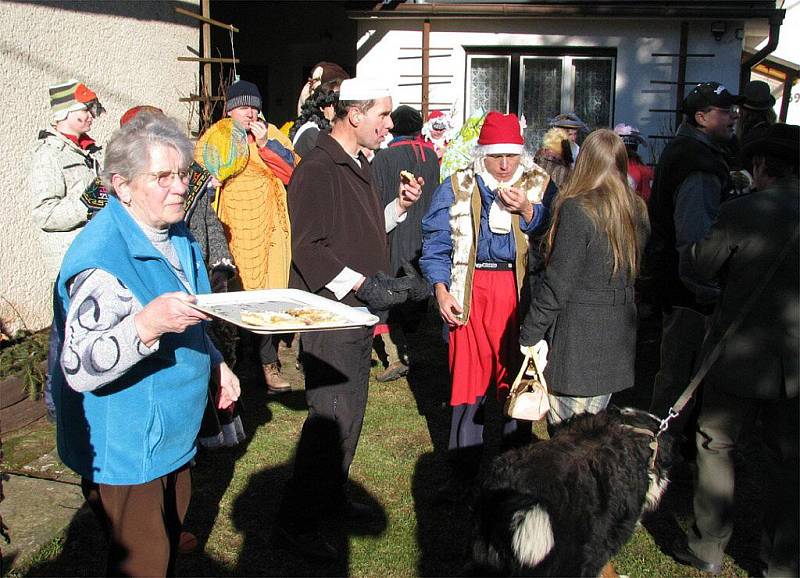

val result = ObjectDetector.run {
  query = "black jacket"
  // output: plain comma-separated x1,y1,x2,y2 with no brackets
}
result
693,177,799,399
646,124,731,312
371,138,439,274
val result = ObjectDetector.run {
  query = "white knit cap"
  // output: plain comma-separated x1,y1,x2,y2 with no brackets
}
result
338,78,390,101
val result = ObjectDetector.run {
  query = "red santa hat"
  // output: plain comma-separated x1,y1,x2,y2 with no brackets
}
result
477,112,524,155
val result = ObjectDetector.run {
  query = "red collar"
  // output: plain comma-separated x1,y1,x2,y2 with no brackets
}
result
60,132,96,150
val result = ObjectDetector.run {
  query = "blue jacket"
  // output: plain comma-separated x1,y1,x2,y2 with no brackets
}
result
420,174,544,287
53,197,212,485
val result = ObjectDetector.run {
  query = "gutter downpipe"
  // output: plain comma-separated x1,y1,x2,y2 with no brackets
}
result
740,12,783,90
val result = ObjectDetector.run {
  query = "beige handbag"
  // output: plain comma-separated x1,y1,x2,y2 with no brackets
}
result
504,351,549,421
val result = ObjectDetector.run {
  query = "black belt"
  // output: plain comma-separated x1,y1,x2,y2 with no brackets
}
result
475,262,514,271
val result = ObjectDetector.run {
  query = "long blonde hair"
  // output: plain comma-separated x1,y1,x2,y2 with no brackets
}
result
545,129,642,278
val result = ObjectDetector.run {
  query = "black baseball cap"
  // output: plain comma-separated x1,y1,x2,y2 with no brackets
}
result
682,82,743,115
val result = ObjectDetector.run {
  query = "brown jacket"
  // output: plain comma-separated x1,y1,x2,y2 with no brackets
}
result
288,132,390,307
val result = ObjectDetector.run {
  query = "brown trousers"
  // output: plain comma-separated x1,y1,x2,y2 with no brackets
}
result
81,464,191,577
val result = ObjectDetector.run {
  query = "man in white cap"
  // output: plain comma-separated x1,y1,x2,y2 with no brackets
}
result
420,111,554,497
276,77,428,561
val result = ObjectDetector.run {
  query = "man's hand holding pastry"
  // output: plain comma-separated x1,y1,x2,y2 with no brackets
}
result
497,186,534,223
398,170,423,214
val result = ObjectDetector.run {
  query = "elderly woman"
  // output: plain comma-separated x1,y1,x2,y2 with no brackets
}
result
52,113,240,577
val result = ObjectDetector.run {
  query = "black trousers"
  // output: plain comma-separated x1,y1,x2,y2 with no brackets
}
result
258,333,279,365
279,327,373,528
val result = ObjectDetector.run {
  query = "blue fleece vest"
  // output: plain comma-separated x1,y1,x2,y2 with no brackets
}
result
53,197,212,485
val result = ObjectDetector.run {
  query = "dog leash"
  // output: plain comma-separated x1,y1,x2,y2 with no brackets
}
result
657,223,799,436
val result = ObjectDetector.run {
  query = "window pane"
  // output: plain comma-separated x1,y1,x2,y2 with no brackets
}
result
520,58,562,153
468,57,509,117
574,59,613,131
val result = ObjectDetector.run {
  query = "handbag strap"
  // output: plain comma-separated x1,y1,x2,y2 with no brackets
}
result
661,223,799,431
510,353,533,396
512,351,549,394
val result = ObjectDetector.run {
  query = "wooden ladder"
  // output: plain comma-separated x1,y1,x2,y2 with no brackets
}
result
175,0,239,133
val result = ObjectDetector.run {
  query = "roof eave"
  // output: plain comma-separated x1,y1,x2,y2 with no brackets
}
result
348,3,784,21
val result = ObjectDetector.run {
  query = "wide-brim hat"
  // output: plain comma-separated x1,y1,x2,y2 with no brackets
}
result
549,112,587,131
741,80,776,111
613,123,647,148
741,123,799,164
478,111,524,154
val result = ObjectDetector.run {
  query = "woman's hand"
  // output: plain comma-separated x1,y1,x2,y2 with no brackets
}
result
434,283,464,327
521,339,549,371
134,292,210,348
215,362,241,410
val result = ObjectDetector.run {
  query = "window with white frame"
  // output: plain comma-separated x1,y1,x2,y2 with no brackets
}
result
466,49,616,153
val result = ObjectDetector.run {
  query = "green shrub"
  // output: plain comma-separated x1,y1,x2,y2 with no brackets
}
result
0,328,49,400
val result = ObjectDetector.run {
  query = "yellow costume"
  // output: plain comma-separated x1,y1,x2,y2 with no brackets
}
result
217,125,296,290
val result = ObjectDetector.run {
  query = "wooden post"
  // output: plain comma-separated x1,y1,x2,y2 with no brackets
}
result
675,21,688,131
422,19,431,119
201,0,212,120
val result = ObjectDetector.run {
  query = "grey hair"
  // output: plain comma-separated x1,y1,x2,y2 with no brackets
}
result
472,147,536,175
101,113,193,193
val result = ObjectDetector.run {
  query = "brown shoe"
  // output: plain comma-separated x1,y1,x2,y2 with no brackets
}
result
376,360,409,382
263,362,291,394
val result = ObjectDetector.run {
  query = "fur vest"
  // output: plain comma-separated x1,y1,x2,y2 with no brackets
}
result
448,164,550,322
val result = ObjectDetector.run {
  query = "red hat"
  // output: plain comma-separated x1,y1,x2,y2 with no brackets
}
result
478,112,524,154
119,105,164,126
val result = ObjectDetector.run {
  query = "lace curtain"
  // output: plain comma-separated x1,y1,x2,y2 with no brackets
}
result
468,57,509,117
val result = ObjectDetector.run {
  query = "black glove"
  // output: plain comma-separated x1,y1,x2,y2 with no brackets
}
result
400,261,431,301
355,272,412,310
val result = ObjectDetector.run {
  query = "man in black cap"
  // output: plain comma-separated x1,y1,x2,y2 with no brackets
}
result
646,81,741,437
672,123,799,576
370,105,440,381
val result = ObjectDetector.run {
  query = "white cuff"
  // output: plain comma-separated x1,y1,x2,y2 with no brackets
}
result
384,199,407,233
326,267,364,300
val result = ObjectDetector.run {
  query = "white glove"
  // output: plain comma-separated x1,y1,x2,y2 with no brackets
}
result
520,339,548,373
533,339,548,371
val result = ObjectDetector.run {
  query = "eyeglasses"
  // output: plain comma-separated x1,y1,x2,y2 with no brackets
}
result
140,169,191,188
707,105,739,115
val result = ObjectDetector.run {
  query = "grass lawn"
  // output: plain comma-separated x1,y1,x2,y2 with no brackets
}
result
13,306,768,577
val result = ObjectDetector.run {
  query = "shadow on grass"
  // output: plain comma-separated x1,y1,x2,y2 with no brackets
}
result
22,381,388,576
405,303,529,576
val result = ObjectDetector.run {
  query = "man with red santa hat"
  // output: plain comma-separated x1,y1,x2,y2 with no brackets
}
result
420,111,556,494
421,109,453,160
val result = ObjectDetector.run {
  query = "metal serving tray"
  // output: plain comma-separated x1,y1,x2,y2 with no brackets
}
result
191,289,379,334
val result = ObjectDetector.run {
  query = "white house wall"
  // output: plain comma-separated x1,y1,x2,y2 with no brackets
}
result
356,17,744,158
0,1,200,333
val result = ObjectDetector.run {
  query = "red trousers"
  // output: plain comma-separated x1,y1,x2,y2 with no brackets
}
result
449,269,521,406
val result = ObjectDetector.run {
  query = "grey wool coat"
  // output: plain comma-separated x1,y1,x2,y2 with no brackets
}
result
520,197,638,397
692,176,799,400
